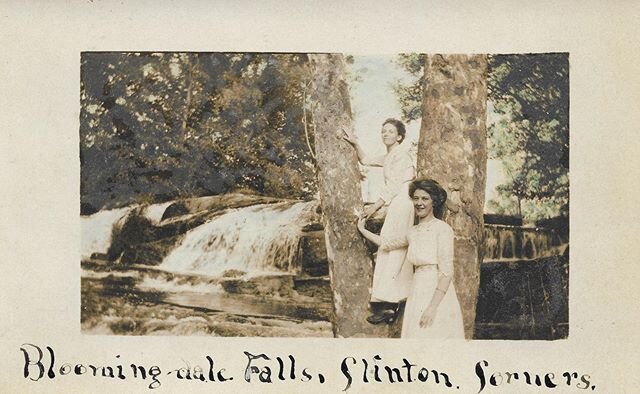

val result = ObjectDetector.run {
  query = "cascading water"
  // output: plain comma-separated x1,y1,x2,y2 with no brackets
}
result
142,201,174,224
483,224,567,262
81,206,136,259
160,201,316,277
81,201,179,260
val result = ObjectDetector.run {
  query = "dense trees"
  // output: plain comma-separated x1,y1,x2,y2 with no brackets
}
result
486,53,569,220
83,52,569,220
80,53,316,213
394,53,569,221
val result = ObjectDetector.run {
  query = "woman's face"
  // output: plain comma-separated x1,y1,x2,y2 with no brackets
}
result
381,123,402,147
412,189,434,219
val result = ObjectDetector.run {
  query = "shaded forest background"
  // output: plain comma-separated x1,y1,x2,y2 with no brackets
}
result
80,53,316,214
81,52,568,222
394,53,569,221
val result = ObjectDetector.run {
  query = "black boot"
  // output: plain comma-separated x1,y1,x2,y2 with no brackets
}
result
367,302,399,325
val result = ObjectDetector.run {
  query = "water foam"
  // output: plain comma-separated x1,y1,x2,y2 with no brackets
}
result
81,206,136,259
142,201,174,224
160,201,315,277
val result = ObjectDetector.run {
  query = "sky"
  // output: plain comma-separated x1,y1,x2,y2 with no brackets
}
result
346,55,503,209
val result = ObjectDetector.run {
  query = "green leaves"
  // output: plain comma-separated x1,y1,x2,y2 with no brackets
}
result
393,53,427,123
487,53,569,220
393,53,569,221
81,53,317,213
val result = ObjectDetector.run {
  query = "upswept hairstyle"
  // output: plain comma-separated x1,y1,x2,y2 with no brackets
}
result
409,178,448,219
382,118,406,144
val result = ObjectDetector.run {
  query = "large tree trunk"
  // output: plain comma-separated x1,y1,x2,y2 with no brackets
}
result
308,54,388,338
417,54,488,339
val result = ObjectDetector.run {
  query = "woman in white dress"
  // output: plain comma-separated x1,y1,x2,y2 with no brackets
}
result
357,178,465,338
341,119,415,324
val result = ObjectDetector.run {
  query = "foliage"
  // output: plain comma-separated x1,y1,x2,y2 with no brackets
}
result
80,53,316,213
391,53,426,123
487,53,569,220
393,53,569,220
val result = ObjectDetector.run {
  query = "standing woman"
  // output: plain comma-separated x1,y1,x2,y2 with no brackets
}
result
341,118,415,324
357,179,465,338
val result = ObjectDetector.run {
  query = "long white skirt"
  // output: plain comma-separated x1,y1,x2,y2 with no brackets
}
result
401,265,465,339
370,192,414,303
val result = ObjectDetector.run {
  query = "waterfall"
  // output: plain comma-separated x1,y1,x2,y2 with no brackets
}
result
81,206,136,259
160,201,316,277
141,201,174,224
483,224,567,262
483,226,500,260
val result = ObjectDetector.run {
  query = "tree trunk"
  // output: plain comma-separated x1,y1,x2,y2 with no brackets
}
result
417,54,488,339
308,53,388,338
181,56,194,135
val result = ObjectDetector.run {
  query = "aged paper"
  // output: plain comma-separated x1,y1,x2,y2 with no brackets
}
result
1,0,639,392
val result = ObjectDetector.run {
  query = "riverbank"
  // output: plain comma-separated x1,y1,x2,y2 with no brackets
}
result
81,264,332,337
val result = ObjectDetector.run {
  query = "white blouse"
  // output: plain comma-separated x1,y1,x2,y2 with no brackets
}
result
380,218,455,277
366,143,416,204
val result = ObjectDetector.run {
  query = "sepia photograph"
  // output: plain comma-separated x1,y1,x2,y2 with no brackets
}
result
4,1,640,392
80,52,569,340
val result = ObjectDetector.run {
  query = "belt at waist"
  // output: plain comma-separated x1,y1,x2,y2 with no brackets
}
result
414,264,437,272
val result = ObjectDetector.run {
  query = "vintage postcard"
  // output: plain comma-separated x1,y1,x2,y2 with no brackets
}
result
1,1,639,393
78,52,568,342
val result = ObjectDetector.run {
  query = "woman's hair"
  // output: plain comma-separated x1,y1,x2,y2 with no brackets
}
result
382,118,406,143
409,178,448,219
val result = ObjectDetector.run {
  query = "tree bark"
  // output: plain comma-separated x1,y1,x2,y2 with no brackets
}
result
417,54,488,339
308,53,388,338
181,55,194,135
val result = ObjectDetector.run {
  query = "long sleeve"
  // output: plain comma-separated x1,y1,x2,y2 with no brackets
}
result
380,150,415,203
362,154,385,167
437,224,455,278
380,234,409,251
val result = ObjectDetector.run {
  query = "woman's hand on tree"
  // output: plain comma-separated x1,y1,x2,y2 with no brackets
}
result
419,305,438,328
356,215,367,234
356,213,381,247
363,204,378,218
338,127,358,144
